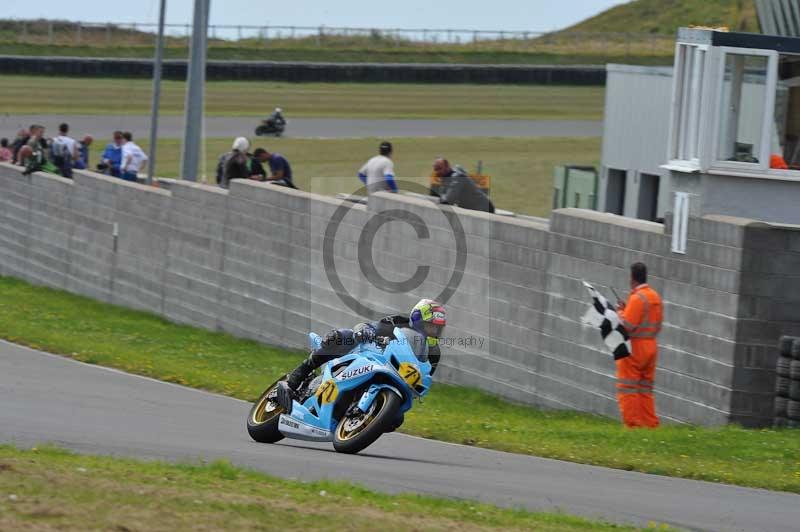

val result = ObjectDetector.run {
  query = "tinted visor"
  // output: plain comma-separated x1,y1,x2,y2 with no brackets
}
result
422,321,445,338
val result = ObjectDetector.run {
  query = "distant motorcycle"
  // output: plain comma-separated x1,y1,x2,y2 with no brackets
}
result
255,112,286,137
246,327,433,454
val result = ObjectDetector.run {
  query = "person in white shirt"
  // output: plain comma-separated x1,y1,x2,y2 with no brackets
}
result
51,122,78,178
358,141,397,194
120,131,148,182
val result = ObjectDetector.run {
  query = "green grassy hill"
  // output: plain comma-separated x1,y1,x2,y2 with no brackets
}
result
561,0,759,35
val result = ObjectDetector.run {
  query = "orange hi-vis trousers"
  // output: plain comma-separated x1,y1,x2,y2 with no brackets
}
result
616,338,659,428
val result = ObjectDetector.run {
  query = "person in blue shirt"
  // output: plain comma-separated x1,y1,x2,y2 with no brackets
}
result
99,131,123,177
253,148,296,189
73,135,93,170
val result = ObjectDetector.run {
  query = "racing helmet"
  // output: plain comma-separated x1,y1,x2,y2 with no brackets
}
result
274,107,283,114
409,299,446,339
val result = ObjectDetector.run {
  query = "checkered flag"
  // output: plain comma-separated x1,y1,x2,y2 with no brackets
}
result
581,281,631,360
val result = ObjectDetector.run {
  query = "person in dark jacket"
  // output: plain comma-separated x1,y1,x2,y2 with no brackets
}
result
275,299,446,413
433,158,494,213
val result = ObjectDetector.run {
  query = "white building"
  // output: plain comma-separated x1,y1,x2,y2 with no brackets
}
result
599,27,800,225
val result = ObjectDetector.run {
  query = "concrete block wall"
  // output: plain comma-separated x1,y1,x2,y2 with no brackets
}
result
1,162,794,427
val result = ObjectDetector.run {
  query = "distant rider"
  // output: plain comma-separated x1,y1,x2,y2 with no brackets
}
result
268,107,286,128
276,299,446,411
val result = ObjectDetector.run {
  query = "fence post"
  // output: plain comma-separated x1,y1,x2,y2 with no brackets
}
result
47,21,53,44
106,23,112,46
238,25,242,40
263,26,269,47
76,22,82,44
473,30,478,43
20,21,27,43
317,26,323,46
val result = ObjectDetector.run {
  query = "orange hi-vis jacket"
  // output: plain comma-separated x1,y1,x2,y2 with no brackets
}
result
620,284,663,342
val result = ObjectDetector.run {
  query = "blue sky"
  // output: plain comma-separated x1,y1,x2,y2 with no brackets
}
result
2,0,628,33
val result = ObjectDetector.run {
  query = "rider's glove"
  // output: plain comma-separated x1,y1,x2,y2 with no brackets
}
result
353,323,376,344
322,329,342,347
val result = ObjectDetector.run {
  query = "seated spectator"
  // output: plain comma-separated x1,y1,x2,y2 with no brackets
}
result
99,131,123,177
51,123,78,178
120,132,148,182
74,136,93,170
252,147,297,189
358,141,396,194
0,138,11,162
219,137,251,188
433,158,494,213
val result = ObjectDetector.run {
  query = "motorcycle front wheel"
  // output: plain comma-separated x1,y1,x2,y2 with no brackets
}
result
246,377,286,443
333,389,402,454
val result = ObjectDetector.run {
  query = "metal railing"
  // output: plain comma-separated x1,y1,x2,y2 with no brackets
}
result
0,19,676,56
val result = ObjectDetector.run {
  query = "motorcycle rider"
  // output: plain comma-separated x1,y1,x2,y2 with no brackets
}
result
275,299,446,411
267,107,286,129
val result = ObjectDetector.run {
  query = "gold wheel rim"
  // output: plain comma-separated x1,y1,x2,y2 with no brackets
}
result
336,393,385,441
251,386,283,425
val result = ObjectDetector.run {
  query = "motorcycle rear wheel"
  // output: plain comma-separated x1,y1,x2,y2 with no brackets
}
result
255,125,269,136
246,378,286,443
333,389,402,454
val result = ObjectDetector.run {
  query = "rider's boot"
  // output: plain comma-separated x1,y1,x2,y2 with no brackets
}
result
275,355,318,413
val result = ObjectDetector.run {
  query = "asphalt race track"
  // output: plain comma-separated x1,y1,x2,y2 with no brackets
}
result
2,340,798,532
0,115,602,140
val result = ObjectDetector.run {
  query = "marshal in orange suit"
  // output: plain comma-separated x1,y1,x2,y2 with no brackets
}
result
616,263,663,428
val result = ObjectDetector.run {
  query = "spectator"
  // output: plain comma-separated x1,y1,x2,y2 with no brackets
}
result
254,147,296,189
433,158,494,213
51,123,78,178
10,129,29,162
99,131,124,177
358,141,396,194
120,132,148,182
15,125,47,165
74,136,93,170
0,138,11,162
219,137,251,188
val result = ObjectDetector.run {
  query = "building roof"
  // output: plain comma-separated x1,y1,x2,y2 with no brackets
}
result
677,27,800,54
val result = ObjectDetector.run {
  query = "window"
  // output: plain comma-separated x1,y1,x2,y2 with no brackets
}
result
670,44,708,164
711,48,777,171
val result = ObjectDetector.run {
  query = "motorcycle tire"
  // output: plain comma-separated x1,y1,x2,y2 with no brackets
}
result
791,360,800,381
776,376,791,397
246,377,287,443
790,381,800,401
779,336,797,357
255,125,269,136
333,388,402,454
777,356,791,377
775,396,789,418
788,399,800,421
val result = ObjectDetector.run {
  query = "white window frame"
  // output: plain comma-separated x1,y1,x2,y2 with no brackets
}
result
709,46,778,173
667,43,711,170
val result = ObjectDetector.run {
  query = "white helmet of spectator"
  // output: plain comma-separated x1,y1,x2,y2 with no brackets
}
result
232,137,249,152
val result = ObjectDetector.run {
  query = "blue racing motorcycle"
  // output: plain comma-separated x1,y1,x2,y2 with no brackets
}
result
247,327,433,454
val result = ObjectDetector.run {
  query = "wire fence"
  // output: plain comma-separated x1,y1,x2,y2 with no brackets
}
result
0,19,676,57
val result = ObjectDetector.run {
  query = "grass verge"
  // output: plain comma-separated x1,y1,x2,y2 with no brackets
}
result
0,75,605,119
0,42,674,66
0,445,640,531
100,136,599,218
0,276,798,493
